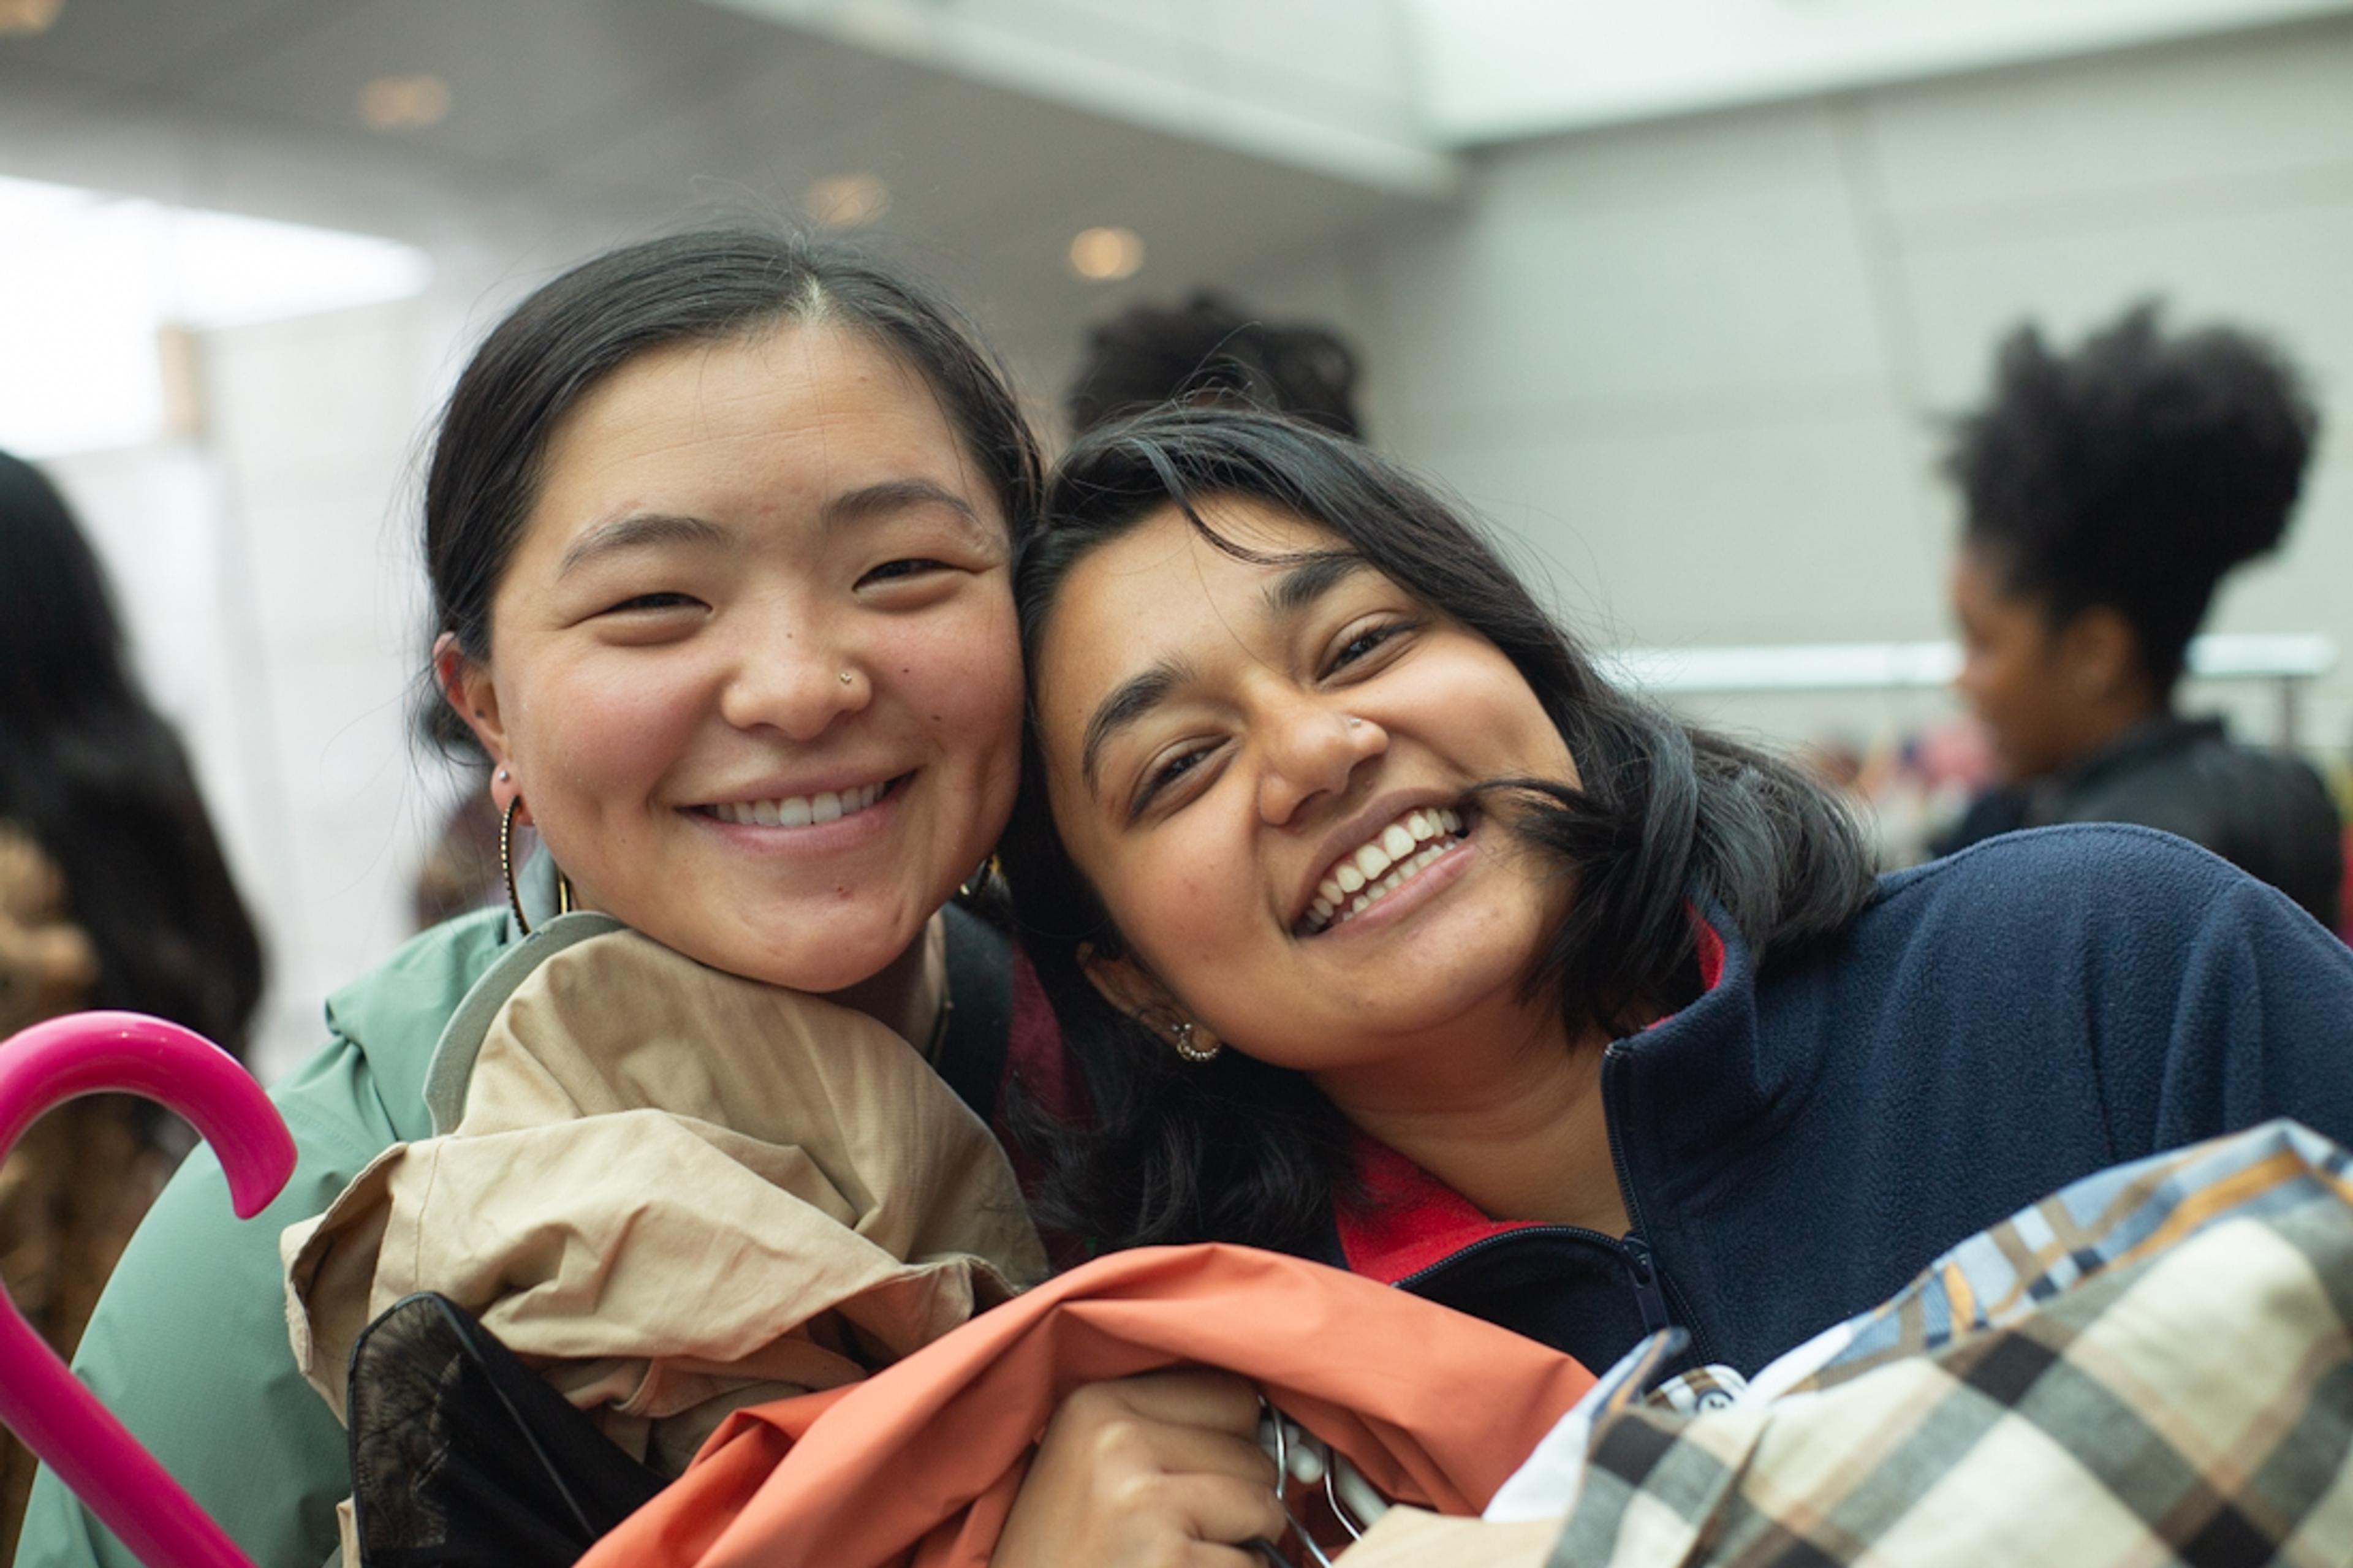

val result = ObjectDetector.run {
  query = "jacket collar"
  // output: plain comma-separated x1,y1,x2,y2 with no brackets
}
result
1335,910,1741,1282
2053,713,2226,794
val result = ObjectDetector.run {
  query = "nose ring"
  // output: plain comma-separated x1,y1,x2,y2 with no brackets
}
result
1345,716,1363,729
838,670,854,686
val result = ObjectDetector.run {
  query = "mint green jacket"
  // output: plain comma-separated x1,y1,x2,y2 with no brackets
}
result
14,907,511,1568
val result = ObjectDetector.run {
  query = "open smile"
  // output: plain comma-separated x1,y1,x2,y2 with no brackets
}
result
1298,803,1474,936
691,773,907,828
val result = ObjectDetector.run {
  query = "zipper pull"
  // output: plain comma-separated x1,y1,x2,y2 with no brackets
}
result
1623,1233,1675,1334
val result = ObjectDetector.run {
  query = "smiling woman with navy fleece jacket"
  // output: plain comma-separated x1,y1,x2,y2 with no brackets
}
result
982,409,2353,1568
1312,822,2353,1376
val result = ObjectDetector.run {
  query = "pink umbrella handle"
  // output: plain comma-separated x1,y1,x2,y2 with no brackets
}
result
0,1011,295,1568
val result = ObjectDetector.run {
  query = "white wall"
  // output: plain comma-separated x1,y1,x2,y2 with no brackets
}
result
1241,16,2353,754
45,296,472,1081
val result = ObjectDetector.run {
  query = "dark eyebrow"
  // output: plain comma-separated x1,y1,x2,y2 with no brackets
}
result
1262,552,1368,617
822,479,987,536
556,513,727,577
1080,657,1194,795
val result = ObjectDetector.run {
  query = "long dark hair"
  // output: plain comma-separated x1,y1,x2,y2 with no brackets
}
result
0,451,264,1066
1004,410,1874,1254
419,228,1043,756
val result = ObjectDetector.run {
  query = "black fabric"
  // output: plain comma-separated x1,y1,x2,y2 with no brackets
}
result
1316,827,2353,1376
1938,716,2343,928
347,1293,663,1568
934,901,1016,1124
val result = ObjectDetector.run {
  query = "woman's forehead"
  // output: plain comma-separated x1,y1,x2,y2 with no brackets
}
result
1036,502,1368,727
513,326,996,566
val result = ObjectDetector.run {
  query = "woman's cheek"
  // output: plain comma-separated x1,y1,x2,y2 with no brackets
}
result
532,649,707,803
900,596,1025,738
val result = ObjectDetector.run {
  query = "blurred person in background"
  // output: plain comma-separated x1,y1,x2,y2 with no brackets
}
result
1065,289,1365,439
1935,303,2343,929
0,450,265,1558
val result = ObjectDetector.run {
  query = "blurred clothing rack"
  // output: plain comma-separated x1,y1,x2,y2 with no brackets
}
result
1600,634,2338,748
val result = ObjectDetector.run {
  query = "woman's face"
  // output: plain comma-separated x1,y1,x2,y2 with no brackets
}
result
1950,540,2078,782
1031,499,1580,1074
449,323,1022,992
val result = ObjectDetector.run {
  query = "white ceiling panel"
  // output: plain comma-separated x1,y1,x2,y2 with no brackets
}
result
1405,0,2353,146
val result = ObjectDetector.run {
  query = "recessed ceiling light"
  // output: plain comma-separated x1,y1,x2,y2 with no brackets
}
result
1069,226,1144,282
359,74,452,131
806,174,890,230
0,0,63,36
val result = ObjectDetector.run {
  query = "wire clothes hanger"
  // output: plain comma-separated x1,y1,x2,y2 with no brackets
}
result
1249,1396,1390,1566
0,1011,295,1568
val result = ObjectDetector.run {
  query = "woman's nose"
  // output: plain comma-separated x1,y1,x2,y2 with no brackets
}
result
1257,702,1385,825
716,619,870,741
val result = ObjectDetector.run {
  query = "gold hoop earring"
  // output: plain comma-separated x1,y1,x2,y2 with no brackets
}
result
500,795,575,937
1170,1020,1221,1064
958,854,1002,900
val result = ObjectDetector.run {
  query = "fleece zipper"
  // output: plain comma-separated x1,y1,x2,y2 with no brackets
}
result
1602,1037,1719,1366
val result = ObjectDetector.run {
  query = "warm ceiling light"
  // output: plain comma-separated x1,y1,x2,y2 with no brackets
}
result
1069,226,1144,282
0,0,63,36
359,74,452,131
806,174,890,230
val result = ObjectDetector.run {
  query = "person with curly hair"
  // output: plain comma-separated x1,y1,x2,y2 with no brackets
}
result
1937,302,2342,927
1065,289,1365,439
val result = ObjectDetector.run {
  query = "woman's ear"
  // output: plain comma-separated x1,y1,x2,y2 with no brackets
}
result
1075,941,1168,1019
2058,606,2146,702
1076,942,1220,1052
434,632,519,811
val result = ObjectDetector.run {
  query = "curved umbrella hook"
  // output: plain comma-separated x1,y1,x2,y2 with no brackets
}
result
0,1011,295,1568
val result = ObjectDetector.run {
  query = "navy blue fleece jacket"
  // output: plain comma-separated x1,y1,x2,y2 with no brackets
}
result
1325,824,2353,1375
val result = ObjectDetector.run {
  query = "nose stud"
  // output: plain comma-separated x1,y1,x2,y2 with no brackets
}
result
839,670,854,686
1345,716,1364,729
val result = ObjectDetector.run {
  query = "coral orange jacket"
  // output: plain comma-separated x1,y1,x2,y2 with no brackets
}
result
576,1243,1596,1568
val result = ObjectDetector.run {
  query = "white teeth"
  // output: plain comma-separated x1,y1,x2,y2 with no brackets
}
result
708,781,889,828
1303,806,1472,934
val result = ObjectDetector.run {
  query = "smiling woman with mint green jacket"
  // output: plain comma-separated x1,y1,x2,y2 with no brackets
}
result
15,229,1061,1568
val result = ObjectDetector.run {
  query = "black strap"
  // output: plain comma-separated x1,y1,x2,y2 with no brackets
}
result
934,901,1016,1124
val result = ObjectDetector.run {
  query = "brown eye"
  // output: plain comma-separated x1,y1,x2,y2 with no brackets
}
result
1325,619,1417,677
857,558,950,587
605,592,699,614
1132,744,1216,819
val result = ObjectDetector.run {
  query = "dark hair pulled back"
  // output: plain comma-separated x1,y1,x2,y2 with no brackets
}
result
1004,409,1874,1255
419,228,1043,754
1946,301,2319,692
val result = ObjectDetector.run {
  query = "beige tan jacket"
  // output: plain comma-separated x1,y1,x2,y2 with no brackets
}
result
282,914,1045,1475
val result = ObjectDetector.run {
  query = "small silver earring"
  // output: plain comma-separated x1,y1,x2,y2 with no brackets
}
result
496,767,510,782
1170,1020,1221,1064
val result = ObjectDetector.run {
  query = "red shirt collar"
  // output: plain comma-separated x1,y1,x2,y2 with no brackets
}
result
1333,912,1727,1283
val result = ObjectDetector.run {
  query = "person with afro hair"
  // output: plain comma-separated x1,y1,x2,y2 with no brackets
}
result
1937,301,2341,927
1064,290,1364,439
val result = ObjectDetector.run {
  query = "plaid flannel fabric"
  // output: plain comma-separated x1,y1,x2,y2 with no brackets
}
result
1529,1119,2353,1567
